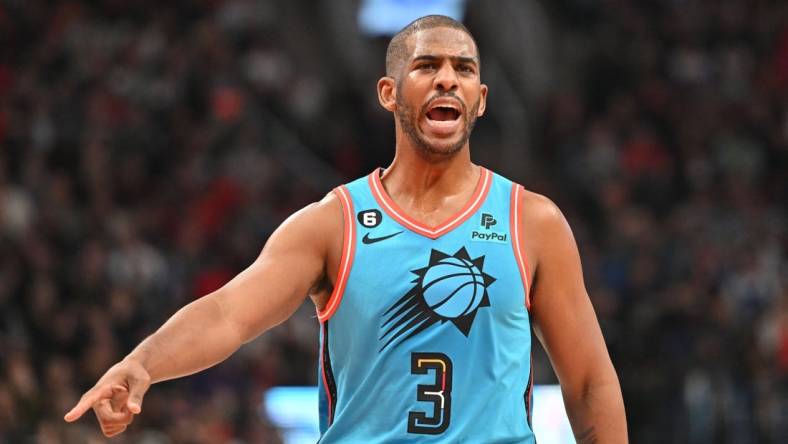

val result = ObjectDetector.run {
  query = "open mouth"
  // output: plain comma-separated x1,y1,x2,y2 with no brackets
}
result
420,97,465,137
426,106,461,122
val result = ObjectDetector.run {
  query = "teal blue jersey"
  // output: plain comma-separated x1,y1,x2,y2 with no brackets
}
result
317,168,535,443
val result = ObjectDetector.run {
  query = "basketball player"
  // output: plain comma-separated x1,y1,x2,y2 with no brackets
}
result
65,15,627,442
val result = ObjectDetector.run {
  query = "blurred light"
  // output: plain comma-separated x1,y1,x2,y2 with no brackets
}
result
262,384,574,443
358,0,467,36
532,385,576,444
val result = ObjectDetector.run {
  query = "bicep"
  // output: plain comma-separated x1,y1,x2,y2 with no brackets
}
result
209,201,333,343
527,199,613,395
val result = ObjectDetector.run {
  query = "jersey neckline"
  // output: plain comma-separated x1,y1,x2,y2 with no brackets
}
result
367,166,492,239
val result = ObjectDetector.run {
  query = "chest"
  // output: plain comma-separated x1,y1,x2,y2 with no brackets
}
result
336,211,528,350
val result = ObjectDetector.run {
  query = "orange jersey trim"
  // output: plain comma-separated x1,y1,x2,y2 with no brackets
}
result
510,184,532,311
368,167,492,239
317,186,356,322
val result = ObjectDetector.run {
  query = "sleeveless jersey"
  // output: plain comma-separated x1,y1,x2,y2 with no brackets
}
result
317,167,535,443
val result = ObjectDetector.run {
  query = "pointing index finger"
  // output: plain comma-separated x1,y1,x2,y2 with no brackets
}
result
64,384,114,422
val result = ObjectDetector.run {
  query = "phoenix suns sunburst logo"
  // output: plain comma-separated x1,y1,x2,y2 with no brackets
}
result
379,247,496,352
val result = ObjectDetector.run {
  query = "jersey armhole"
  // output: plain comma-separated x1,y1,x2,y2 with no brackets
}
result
510,183,533,311
317,185,356,322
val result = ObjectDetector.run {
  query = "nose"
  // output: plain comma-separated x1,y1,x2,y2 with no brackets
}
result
433,62,458,92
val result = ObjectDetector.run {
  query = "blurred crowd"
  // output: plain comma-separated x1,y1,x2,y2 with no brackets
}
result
0,0,786,443
537,1,787,443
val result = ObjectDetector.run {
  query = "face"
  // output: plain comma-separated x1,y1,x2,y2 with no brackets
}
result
380,27,488,157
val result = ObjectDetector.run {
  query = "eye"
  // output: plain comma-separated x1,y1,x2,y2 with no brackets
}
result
417,63,436,70
458,64,474,73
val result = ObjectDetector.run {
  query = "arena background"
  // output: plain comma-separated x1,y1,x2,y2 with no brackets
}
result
0,0,786,443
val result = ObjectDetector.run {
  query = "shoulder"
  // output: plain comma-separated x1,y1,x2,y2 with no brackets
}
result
518,187,567,232
310,189,345,220
492,171,564,228
271,189,345,246
284,185,346,217
516,187,576,273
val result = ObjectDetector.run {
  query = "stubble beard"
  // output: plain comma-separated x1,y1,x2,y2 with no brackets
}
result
396,92,480,158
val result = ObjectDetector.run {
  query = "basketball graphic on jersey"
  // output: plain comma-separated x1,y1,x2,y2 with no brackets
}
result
421,256,487,319
379,247,496,352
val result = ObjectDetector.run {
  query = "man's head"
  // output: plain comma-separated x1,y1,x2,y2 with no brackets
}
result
378,15,488,158
385,15,479,79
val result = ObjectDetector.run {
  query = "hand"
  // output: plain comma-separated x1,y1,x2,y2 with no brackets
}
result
64,359,151,437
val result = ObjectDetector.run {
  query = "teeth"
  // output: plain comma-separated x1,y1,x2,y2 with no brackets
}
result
431,105,458,111
428,100,460,112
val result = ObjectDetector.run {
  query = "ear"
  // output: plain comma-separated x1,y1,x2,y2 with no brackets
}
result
476,83,488,117
377,76,397,113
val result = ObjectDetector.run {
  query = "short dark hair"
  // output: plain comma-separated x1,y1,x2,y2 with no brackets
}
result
385,15,479,78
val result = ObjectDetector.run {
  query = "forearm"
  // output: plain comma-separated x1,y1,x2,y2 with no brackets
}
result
125,293,244,384
563,376,628,444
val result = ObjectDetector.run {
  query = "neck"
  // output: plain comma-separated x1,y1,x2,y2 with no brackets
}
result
380,136,478,210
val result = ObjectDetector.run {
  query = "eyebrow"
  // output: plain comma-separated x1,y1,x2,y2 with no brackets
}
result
412,54,478,66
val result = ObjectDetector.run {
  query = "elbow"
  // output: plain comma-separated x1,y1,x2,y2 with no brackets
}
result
563,358,622,410
202,291,248,348
583,360,621,402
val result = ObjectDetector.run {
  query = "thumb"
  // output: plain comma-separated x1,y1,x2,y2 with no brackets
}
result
64,384,114,422
125,374,151,414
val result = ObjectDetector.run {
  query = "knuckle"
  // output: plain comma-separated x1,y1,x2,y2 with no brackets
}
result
103,425,123,436
99,411,118,421
131,365,150,381
111,427,127,437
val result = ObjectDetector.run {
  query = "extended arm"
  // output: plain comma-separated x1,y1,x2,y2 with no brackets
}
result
126,197,333,383
65,193,341,436
521,191,627,443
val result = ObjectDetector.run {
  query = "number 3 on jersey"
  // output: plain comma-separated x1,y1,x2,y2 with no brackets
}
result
408,352,453,435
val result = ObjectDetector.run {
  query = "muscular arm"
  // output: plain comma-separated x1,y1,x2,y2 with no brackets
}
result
129,196,336,382
521,191,627,443
65,193,342,432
